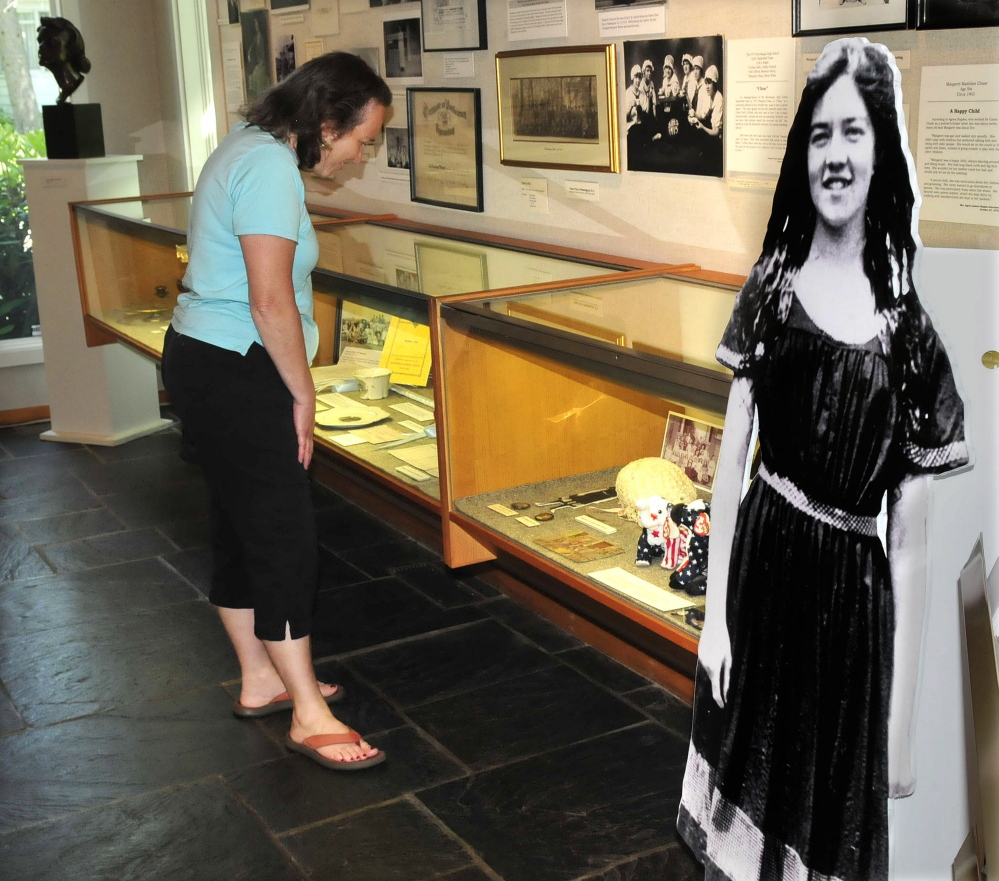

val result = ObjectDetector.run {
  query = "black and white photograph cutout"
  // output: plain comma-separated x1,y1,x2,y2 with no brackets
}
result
623,36,723,177
676,37,968,881
383,17,422,79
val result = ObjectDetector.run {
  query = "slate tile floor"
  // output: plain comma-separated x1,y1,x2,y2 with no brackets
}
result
0,414,701,881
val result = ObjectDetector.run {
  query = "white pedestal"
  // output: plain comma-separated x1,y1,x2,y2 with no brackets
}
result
23,157,171,446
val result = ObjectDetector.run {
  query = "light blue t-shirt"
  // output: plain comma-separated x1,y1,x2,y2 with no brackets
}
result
172,122,320,361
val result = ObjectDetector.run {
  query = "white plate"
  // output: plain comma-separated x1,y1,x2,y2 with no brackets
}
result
315,406,391,430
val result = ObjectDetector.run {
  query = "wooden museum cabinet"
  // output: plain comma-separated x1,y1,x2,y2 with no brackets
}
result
70,193,743,695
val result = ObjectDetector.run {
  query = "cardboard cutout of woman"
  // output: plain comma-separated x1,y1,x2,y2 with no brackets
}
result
37,16,91,105
677,37,968,881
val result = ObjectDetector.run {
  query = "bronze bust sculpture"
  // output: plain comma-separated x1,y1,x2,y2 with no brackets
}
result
37,16,91,105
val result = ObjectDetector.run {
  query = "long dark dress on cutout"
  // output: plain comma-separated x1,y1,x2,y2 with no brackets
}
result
677,269,968,881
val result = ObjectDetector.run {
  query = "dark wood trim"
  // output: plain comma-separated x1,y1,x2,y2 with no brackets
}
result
0,405,50,427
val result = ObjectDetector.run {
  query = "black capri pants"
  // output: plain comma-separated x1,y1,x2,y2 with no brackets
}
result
161,325,318,641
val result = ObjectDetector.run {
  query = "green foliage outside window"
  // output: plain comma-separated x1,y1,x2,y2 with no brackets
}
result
0,112,45,339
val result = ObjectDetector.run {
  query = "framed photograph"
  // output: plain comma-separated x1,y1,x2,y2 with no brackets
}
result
422,0,487,51
793,0,912,36
496,45,620,174
918,0,999,27
271,0,309,11
407,88,484,212
385,127,411,171
240,9,272,101
662,413,724,492
383,16,423,79
226,0,240,24
335,301,393,365
623,36,724,178
415,241,488,296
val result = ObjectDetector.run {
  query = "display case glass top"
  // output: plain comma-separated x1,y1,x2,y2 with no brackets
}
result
438,268,743,646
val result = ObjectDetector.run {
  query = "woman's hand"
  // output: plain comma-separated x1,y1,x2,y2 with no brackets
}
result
293,395,315,469
699,613,732,707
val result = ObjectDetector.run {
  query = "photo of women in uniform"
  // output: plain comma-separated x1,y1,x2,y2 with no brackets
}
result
677,38,968,881
623,36,723,177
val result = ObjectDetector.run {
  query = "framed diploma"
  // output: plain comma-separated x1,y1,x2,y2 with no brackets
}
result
422,0,487,51
496,45,620,174
414,242,488,296
792,0,913,36
407,87,484,212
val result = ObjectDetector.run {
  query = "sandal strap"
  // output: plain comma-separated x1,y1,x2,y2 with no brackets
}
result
300,731,361,748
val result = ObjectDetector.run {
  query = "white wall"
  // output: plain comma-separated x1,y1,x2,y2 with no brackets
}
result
211,0,998,276
57,0,189,193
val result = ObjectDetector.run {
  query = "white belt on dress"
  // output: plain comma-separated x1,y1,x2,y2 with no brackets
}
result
757,463,879,537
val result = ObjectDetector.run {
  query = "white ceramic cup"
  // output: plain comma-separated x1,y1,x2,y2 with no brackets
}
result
353,367,392,400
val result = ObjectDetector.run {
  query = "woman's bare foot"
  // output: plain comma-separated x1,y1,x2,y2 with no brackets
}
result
288,710,380,765
238,679,340,710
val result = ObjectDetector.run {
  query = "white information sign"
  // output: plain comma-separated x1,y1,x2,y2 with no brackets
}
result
917,65,999,227
726,38,796,177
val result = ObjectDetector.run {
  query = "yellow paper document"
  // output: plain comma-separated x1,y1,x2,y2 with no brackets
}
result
378,318,432,386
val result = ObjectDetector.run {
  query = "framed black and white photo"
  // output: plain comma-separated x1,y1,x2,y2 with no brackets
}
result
335,301,393,365
918,0,999,28
662,413,724,492
383,16,423,79
422,0,487,51
408,88,484,212
623,36,724,178
496,45,620,173
793,0,913,36
386,127,410,170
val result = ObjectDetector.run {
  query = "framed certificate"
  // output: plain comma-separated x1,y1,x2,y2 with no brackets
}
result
422,0,487,51
414,242,487,296
496,45,620,173
407,87,484,212
793,0,913,36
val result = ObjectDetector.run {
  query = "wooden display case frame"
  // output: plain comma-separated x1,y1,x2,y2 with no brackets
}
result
433,266,745,664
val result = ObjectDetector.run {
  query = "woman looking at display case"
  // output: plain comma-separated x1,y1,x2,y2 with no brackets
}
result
161,53,391,771
677,38,967,880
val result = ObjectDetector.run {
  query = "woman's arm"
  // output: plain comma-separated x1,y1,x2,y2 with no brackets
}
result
886,472,930,798
241,233,315,470
699,375,756,706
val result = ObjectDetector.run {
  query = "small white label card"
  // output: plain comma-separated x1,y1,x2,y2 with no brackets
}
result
390,402,435,422
396,464,431,481
508,0,567,41
597,6,666,38
443,52,475,78
488,503,520,517
517,516,542,528
520,178,550,214
565,180,599,201
590,568,694,612
327,433,367,447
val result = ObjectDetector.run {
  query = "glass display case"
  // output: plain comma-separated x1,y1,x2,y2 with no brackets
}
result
70,194,664,513
437,268,744,651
